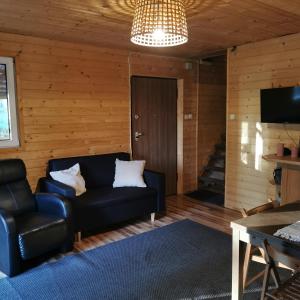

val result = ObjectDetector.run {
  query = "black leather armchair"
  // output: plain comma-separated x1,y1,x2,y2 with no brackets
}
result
0,159,74,277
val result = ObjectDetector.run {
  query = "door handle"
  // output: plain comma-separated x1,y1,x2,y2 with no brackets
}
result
135,131,143,141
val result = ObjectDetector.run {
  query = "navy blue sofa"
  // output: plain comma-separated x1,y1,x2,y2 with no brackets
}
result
38,152,165,235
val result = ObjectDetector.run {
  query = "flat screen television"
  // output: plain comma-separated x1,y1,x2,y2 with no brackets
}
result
260,86,300,124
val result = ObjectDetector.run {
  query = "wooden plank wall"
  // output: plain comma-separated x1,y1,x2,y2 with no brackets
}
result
198,56,226,176
226,32,300,210
0,32,130,187
0,32,198,192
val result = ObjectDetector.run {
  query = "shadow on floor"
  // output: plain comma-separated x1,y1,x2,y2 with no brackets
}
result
186,189,224,207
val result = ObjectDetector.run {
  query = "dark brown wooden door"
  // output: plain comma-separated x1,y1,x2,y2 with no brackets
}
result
131,76,177,195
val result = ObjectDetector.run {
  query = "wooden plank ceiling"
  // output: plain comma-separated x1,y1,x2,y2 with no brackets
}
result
0,0,299,57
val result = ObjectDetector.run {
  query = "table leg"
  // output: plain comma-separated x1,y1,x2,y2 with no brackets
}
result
232,228,245,300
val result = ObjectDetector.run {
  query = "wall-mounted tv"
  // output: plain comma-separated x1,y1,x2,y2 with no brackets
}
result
260,86,300,124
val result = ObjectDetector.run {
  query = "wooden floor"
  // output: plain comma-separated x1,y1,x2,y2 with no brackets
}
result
74,195,241,253
0,195,241,279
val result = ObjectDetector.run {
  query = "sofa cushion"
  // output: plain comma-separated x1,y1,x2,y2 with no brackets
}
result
76,186,157,209
16,212,67,260
73,186,157,231
50,163,86,196
48,152,130,189
113,159,146,188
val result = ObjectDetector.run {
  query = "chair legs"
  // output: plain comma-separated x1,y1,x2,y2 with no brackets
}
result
243,244,281,291
243,244,266,289
243,243,252,289
75,231,82,242
261,264,271,300
260,261,281,300
260,241,281,300
151,213,155,224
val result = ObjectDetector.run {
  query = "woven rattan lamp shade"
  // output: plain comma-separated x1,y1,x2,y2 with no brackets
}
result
131,0,188,47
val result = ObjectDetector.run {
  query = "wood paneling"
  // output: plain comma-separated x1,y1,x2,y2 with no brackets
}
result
0,32,130,187
198,56,226,176
0,1,299,57
129,53,198,192
226,32,300,210
0,32,197,192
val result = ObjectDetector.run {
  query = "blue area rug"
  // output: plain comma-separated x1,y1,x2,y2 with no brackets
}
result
0,219,261,299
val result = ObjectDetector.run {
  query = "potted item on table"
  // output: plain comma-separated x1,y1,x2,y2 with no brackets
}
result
276,143,284,157
291,146,299,159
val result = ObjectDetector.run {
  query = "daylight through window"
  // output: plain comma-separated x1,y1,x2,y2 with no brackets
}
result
0,57,19,148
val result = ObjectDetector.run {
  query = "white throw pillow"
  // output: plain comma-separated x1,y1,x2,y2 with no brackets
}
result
113,159,146,188
50,163,86,196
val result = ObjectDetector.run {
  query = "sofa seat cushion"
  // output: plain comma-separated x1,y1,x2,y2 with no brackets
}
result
76,186,157,209
15,212,67,260
73,186,157,231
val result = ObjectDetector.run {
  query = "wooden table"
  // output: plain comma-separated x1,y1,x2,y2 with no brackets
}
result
231,201,300,300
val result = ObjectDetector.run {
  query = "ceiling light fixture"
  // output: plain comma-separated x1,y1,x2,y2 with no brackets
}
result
130,0,188,47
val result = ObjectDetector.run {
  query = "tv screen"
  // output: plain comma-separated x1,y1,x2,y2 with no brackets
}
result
260,86,300,124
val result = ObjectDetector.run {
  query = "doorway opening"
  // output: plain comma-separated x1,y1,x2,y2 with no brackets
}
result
187,54,227,206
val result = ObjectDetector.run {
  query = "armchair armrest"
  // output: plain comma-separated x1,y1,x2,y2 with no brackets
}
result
0,209,19,276
35,193,74,247
35,193,72,220
144,169,165,211
38,177,76,198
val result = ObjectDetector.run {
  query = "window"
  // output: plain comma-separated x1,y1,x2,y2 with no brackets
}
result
0,57,19,148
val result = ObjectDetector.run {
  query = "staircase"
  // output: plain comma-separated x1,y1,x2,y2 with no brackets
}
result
198,134,226,194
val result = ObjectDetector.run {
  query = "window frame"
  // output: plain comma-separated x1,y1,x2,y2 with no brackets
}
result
0,56,19,148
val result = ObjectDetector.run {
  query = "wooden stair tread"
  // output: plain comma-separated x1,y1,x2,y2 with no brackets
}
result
199,176,225,184
199,133,226,192
210,154,225,160
204,166,225,172
199,186,225,194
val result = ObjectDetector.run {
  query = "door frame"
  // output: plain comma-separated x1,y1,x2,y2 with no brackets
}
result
129,76,184,195
177,79,184,194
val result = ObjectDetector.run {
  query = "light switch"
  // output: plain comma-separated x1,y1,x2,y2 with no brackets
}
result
229,113,236,120
184,114,193,120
